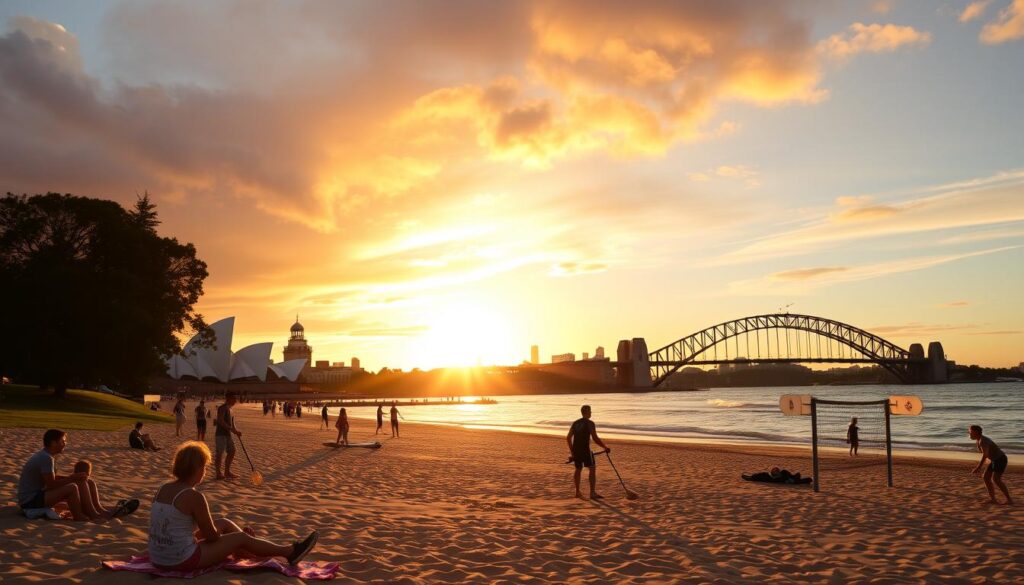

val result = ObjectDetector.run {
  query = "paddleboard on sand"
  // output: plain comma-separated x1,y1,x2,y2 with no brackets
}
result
323,442,383,449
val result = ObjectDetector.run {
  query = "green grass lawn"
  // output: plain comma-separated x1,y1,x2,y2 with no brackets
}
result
0,384,173,431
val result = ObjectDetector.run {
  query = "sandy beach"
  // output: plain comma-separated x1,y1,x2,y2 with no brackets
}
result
2,402,1022,584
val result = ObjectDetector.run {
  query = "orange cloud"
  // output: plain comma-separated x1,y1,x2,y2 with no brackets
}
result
819,23,932,60
980,0,1024,43
960,1,992,23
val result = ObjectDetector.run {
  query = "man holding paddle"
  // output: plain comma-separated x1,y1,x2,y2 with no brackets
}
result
567,405,609,500
214,392,242,481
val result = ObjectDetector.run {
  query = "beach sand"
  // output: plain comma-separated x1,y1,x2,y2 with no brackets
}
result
1,402,1022,584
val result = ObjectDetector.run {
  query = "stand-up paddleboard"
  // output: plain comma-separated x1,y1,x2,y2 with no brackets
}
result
779,394,812,416
888,395,923,416
323,442,382,449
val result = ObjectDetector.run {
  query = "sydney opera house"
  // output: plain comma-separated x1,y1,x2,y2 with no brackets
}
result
164,317,307,383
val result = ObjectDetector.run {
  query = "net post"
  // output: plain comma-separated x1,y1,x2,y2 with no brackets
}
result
884,399,893,488
811,397,820,493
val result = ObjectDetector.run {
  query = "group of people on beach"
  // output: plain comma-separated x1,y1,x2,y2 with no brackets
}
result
16,392,319,570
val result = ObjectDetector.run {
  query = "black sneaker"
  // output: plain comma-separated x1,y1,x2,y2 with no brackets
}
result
287,530,318,566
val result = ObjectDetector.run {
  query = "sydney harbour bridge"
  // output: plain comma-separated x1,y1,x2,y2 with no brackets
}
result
613,313,948,388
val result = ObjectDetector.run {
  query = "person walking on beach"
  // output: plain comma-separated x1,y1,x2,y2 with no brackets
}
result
173,397,187,437
847,417,859,456
320,405,329,431
334,408,350,446
969,425,1013,505
567,405,610,500
148,441,318,571
375,404,384,435
214,393,242,481
195,400,208,441
390,402,402,438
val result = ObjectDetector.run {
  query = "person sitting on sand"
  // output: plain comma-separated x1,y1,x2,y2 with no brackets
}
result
18,429,139,521
847,417,859,457
969,425,1013,505
334,408,349,445
148,441,318,571
130,422,161,451
567,405,609,500
215,392,242,480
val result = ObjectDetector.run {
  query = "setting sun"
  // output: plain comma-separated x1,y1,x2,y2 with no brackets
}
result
407,301,521,368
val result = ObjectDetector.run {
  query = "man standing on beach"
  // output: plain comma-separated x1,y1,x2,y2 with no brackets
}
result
390,402,401,438
17,429,134,520
215,392,242,480
376,404,384,435
567,405,609,500
969,425,1013,505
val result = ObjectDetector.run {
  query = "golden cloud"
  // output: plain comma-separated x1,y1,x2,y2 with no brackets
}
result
819,23,932,59
960,0,992,23
980,0,1024,43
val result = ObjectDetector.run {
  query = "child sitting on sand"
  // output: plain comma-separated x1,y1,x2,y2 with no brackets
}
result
148,441,318,571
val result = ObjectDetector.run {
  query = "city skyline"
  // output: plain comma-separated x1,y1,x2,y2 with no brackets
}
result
1,1,1022,370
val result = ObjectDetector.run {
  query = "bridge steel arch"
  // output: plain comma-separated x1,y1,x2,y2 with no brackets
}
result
648,314,912,387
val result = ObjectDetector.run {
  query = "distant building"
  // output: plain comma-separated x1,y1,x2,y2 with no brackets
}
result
531,345,539,364
283,317,313,377
582,352,589,360
552,353,575,363
1019,361,1024,374
351,357,361,372
595,346,605,359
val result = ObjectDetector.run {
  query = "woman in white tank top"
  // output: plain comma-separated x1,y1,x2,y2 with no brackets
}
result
148,441,319,570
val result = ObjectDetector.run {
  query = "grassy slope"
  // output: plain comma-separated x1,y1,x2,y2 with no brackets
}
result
0,384,172,431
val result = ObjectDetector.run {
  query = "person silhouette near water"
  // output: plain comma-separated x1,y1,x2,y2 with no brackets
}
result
376,405,384,435
847,417,859,456
567,405,609,500
969,425,1013,505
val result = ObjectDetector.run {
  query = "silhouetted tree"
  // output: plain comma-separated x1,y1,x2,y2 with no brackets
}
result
0,193,209,397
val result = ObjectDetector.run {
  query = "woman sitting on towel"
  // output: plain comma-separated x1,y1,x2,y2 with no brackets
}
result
148,441,318,571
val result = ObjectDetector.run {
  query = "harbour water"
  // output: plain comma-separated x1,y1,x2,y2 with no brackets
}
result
347,383,1024,455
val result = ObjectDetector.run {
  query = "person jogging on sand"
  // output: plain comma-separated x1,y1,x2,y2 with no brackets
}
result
969,425,1013,505
567,405,609,500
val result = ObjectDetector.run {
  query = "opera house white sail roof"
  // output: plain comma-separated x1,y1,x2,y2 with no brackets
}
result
164,317,306,382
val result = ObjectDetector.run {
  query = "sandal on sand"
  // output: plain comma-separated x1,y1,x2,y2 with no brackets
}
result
111,498,140,519
287,530,319,566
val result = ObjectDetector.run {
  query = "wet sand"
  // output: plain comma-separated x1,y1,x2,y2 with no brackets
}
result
1,402,1021,583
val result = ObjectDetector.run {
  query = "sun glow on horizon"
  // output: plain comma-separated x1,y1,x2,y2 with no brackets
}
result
405,300,522,369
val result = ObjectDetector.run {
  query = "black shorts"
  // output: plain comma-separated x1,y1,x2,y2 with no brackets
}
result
196,420,207,429
989,454,1009,474
573,451,595,469
21,489,46,510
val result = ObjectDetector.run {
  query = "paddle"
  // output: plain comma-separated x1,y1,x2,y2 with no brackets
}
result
603,451,639,500
236,434,264,486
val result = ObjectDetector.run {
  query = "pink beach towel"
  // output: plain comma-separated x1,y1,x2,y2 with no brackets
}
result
102,553,341,580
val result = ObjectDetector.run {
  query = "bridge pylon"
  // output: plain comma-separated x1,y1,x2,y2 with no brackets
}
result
616,338,652,389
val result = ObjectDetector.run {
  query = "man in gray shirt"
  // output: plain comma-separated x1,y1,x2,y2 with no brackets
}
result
17,429,122,521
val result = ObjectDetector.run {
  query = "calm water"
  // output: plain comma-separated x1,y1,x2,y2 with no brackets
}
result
347,383,1024,455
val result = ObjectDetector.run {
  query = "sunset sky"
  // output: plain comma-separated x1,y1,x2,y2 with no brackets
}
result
2,1,1022,370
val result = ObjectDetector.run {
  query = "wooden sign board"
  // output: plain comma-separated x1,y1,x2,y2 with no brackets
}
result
888,395,923,416
780,394,812,416
143,394,162,403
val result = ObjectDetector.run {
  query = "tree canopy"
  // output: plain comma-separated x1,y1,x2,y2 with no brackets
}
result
0,193,209,396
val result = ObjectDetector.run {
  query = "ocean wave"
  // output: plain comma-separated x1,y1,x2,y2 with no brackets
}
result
706,399,751,408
